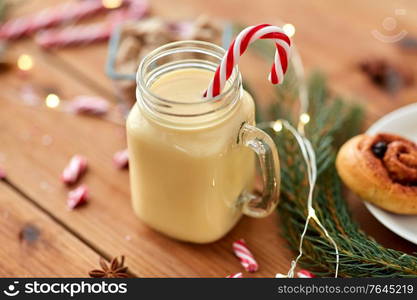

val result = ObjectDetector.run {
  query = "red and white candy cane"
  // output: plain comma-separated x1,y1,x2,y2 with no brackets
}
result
67,96,109,116
297,270,315,278
204,24,291,99
232,239,259,272
0,0,110,40
36,23,111,48
226,273,243,278
67,185,88,210
113,149,129,169
61,155,88,185
36,0,149,49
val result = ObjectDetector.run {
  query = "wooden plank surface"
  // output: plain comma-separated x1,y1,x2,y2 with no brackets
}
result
0,183,100,277
0,47,302,277
48,0,417,119
0,83,293,277
0,0,416,277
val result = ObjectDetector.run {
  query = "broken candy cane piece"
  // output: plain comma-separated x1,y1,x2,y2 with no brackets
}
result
67,96,109,116
67,185,88,210
113,149,129,169
61,155,88,184
232,239,259,272
226,273,243,278
297,270,315,278
274,270,315,278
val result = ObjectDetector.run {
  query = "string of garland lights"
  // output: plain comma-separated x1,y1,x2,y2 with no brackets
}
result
248,23,417,276
256,38,340,278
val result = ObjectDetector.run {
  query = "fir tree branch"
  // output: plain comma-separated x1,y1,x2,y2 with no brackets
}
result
264,71,417,277
236,23,417,277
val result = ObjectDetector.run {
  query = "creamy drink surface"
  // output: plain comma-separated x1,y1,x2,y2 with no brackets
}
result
127,68,255,243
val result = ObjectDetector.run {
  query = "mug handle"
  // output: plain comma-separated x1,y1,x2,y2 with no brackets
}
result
237,122,280,218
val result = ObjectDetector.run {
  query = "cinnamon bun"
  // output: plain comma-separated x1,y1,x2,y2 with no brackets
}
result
336,133,417,214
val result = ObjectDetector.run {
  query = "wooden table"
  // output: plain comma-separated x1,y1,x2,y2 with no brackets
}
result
0,0,416,277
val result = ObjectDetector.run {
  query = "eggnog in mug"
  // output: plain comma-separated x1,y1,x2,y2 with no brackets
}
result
127,41,280,243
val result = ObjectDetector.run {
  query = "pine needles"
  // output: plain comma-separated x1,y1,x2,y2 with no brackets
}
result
261,70,417,277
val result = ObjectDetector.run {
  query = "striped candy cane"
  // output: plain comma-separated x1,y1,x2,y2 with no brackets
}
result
36,23,112,48
232,239,259,272
226,273,243,278
61,155,88,185
67,185,88,210
67,96,109,115
113,149,129,169
297,270,315,278
0,0,110,40
204,24,291,99
36,0,149,49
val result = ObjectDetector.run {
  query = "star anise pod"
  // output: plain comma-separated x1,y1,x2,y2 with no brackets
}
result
359,58,413,93
89,255,129,278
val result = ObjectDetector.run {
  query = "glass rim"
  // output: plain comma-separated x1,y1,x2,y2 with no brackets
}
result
136,40,239,105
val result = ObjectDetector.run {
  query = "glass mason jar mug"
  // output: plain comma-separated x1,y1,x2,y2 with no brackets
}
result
127,41,280,243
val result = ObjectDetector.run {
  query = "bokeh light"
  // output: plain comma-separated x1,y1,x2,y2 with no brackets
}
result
102,0,123,9
45,94,60,108
283,23,296,37
17,54,33,71
273,120,283,132
300,113,310,125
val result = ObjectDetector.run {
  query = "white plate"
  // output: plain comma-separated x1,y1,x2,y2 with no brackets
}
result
365,103,417,245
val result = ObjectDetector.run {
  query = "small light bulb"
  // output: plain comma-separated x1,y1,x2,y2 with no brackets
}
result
102,0,123,9
17,54,33,71
273,120,283,132
283,23,296,37
300,113,310,125
45,94,60,108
